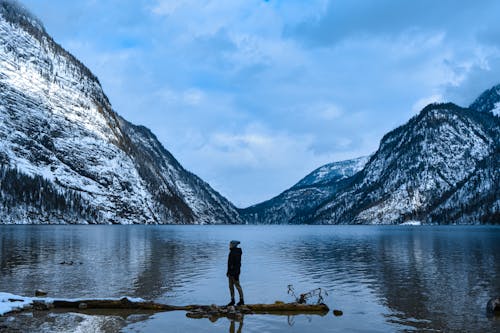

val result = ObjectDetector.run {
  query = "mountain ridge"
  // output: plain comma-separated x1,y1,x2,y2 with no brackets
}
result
0,0,242,224
239,156,369,224
241,101,499,225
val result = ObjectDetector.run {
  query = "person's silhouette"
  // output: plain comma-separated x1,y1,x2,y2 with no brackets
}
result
226,240,244,306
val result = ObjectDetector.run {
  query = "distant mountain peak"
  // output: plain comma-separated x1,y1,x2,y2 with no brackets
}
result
293,156,370,189
469,84,500,115
239,156,369,224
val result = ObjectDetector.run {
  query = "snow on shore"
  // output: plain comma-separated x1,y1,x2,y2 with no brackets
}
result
400,220,422,226
0,292,144,316
0,292,33,315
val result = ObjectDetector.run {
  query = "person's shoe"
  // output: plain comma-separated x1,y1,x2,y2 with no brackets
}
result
237,299,244,306
227,299,235,306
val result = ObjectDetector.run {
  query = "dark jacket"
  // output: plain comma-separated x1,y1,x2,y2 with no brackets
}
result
227,247,242,278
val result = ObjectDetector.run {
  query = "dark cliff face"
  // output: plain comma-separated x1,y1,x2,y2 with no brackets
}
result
0,1,242,224
242,100,499,225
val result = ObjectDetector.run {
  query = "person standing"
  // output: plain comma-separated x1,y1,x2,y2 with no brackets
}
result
227,240,244,306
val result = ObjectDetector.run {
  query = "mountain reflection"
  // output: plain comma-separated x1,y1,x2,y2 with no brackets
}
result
275,227,500,332
0,226,220,301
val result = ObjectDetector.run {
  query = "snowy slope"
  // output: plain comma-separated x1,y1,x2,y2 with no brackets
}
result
242,96,499,225
0,1,241,224
239,157,368,224
428,149,500,224
469,84,500,115
309,103,499,224
293,156,369,188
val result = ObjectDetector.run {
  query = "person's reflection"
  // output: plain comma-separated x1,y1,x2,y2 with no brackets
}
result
229,318,243,333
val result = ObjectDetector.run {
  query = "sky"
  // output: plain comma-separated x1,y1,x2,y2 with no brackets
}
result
19,0,500,207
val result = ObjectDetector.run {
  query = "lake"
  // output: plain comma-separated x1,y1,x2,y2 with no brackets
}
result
0,225,499,332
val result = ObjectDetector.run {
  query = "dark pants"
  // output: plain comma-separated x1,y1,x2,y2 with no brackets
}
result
228,275,244,300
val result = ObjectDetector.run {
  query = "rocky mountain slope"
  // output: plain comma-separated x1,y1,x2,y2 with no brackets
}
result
309,102,499,225
242,95,499,225
239,157,369,224
470,84,500,115
0,0,242,224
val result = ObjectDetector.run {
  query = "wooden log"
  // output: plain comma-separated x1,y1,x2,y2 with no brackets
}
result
49,298,329,315
2,296,331,319
52,298,184,311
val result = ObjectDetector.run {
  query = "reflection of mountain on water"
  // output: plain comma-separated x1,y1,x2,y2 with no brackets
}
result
373,230,500,331
277,227,500,332
0,226,154,298
131,229,222,301
0,226,220,301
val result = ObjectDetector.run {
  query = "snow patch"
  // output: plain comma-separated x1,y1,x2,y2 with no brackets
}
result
400,220,422,226
0,292,33,315
0,292,145,316
492,102,500,116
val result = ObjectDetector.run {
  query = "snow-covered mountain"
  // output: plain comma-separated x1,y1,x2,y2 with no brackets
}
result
239,157,369,224
309,102,499,225
0,1,242,224
293,156,369,188
470,84,500,116
241,95,499,225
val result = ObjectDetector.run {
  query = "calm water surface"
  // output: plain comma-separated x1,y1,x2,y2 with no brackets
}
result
0,225,499,332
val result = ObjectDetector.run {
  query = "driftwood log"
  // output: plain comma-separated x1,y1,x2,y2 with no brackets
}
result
5,297,330,320
184,302,331,321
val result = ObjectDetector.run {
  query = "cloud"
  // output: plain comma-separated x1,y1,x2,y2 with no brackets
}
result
151,0,186,16
444,51,500,106
190,124,340,206
286,0,500,47
318,103,343,120
412,94,444,113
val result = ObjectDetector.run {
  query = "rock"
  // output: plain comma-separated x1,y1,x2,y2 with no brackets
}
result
486,297,500,316
333,309,343,316
32,301,50,311
120,297,132,305
78,303,88,310
186,311,204,319
240,307,253,314
35,290,47,297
